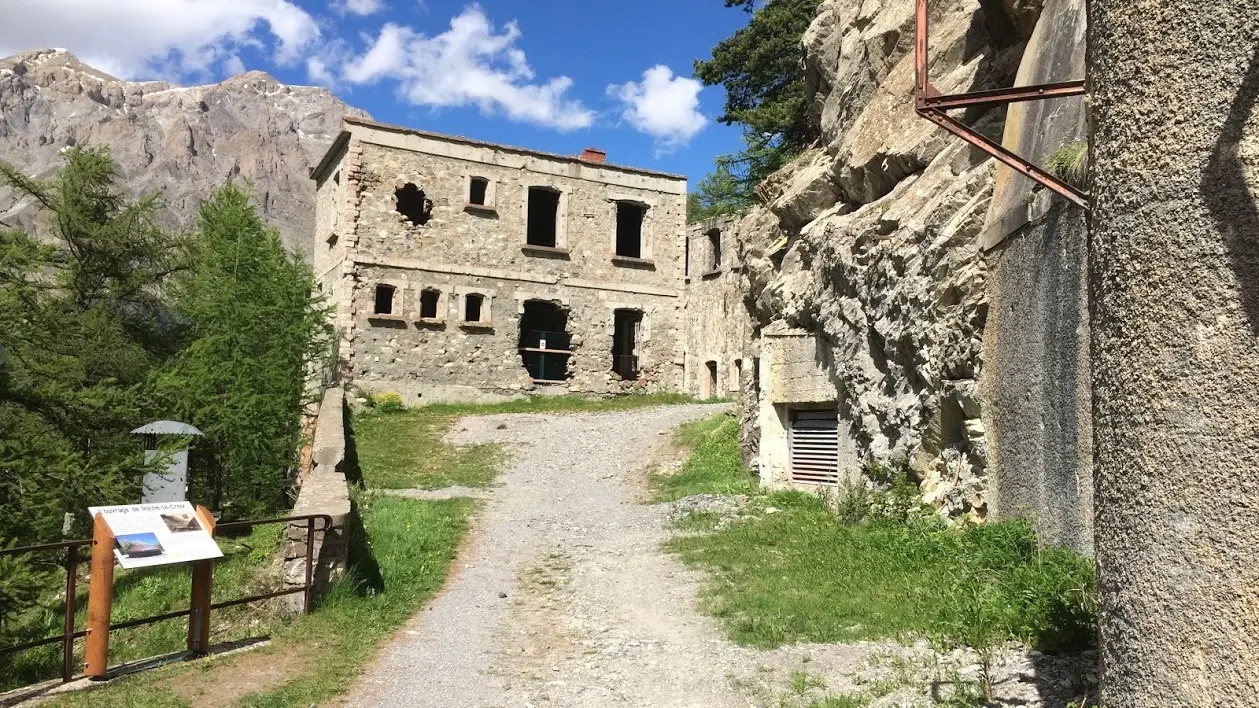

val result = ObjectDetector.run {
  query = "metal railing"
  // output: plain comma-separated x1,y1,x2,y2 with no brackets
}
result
0,513,332,684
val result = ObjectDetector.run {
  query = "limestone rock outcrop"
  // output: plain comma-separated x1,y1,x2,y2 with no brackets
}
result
0,49,367,253
740,0,1091,539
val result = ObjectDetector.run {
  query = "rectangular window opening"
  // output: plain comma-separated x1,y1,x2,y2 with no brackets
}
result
612,309,643,380
519,300,571,382
704,360,718,399
789,409,840,485
420,289,440,319
464,293,484,323
684,236,690,277
707,228,722,270
469,177,489,206
373,284,395,315
615,202,645,258
526,187,560,247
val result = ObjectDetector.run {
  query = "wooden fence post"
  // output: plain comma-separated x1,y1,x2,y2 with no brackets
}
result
187,505,217,657
84,513,115,680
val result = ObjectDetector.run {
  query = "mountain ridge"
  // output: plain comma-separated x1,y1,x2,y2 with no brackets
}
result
0,48,369,253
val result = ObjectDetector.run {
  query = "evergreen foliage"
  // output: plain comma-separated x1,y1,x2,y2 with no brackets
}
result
0,147,183,630
687,158,753,223
693,0,822,205
0,152,329,644
154,183,331,518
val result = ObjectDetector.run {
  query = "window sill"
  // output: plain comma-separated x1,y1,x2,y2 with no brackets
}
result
464,203,498,216
521,244,571,258
414,316,445,326
700,269,723,280
611,255,655,269
367,313,408,323
459,321,494,331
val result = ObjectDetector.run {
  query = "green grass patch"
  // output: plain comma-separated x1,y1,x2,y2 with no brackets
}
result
649,414,756,502
3,523,282,692
668,490,1096,653
353,408,505,489
354,392,707,490
41,494,474,707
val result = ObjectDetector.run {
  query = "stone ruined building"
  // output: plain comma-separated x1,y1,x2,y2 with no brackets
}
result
734,0,1094,554
679,215,755,400
311,117,689,403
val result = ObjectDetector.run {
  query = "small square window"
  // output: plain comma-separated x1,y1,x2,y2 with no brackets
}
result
373,284,395,315
464,293,485,323
469,177,489,206
420,289,441,319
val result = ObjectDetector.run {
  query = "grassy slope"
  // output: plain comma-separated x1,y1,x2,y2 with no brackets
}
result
42,495,474,708
4,524,281,692
649,414,756,502
660,424,1097,655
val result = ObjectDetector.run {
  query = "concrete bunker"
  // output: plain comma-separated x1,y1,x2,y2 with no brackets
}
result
519,300,571,382
526,187,561,247
612,309,643,380
395,182,432,226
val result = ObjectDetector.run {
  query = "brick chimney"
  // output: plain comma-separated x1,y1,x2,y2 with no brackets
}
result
578,147,607,163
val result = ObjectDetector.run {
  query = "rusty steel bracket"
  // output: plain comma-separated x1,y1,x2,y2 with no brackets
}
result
914,0,1089,209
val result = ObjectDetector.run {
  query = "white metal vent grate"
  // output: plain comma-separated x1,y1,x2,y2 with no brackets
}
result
789,409,839,485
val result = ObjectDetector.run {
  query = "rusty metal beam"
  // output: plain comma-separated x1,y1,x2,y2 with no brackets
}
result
913,0,1089,210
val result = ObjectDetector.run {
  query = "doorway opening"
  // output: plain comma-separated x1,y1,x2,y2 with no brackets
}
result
704,360,718,398
612,309,643,380
519,300,571,381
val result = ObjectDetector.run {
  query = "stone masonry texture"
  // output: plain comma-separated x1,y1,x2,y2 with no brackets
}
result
313,118,688,403
1090,0,1259,703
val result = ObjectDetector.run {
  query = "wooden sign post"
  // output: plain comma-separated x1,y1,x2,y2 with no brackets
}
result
84,513,115,680
187,505,217,656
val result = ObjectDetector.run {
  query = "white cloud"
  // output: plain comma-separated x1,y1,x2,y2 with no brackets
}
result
609,65,708,153
307,56,336,86
339,7,594,131
333,0,384,16
0,0,320,79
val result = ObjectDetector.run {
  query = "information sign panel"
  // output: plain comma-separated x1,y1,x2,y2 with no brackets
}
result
87,502,223,569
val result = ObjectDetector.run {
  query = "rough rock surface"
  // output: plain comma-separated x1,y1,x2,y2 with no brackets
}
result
739,0,1094,531
0,48,366,253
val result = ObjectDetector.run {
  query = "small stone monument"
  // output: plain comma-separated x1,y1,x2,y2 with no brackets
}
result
132,420,203,504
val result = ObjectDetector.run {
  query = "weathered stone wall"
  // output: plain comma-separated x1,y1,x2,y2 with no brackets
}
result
737,0,1095,534
282,387,351,612
681,215,754,399
316,119,688,403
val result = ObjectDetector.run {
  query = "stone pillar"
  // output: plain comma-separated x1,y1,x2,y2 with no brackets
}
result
1089,1,1259,704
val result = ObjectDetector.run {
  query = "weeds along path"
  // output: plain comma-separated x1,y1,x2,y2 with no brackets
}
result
342,403,757,707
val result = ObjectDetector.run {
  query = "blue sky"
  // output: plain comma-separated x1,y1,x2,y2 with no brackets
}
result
0,0,752,184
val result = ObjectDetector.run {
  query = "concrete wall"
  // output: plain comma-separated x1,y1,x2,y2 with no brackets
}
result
681,215,754,399
282,387,351,611
315,119,688,402
981,205,1093,554
976,0,1093,554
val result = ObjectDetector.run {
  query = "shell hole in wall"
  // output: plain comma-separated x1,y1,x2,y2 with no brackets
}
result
395,182,432,225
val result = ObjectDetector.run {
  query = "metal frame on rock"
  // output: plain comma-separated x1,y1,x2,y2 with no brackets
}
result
913,0,1090,209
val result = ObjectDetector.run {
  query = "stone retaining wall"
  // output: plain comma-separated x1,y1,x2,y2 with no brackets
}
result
281,386,352,612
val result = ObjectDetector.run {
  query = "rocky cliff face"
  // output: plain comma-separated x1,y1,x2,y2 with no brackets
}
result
739,0,1091,544
0,49,367,253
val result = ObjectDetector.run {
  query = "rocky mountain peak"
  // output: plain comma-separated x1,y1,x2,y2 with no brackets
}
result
0,49,368,253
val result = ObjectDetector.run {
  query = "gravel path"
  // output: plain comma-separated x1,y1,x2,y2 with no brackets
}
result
341,405,1093,708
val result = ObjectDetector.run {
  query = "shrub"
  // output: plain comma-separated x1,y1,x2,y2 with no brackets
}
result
371,392,406,413
1048,141,1088,190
